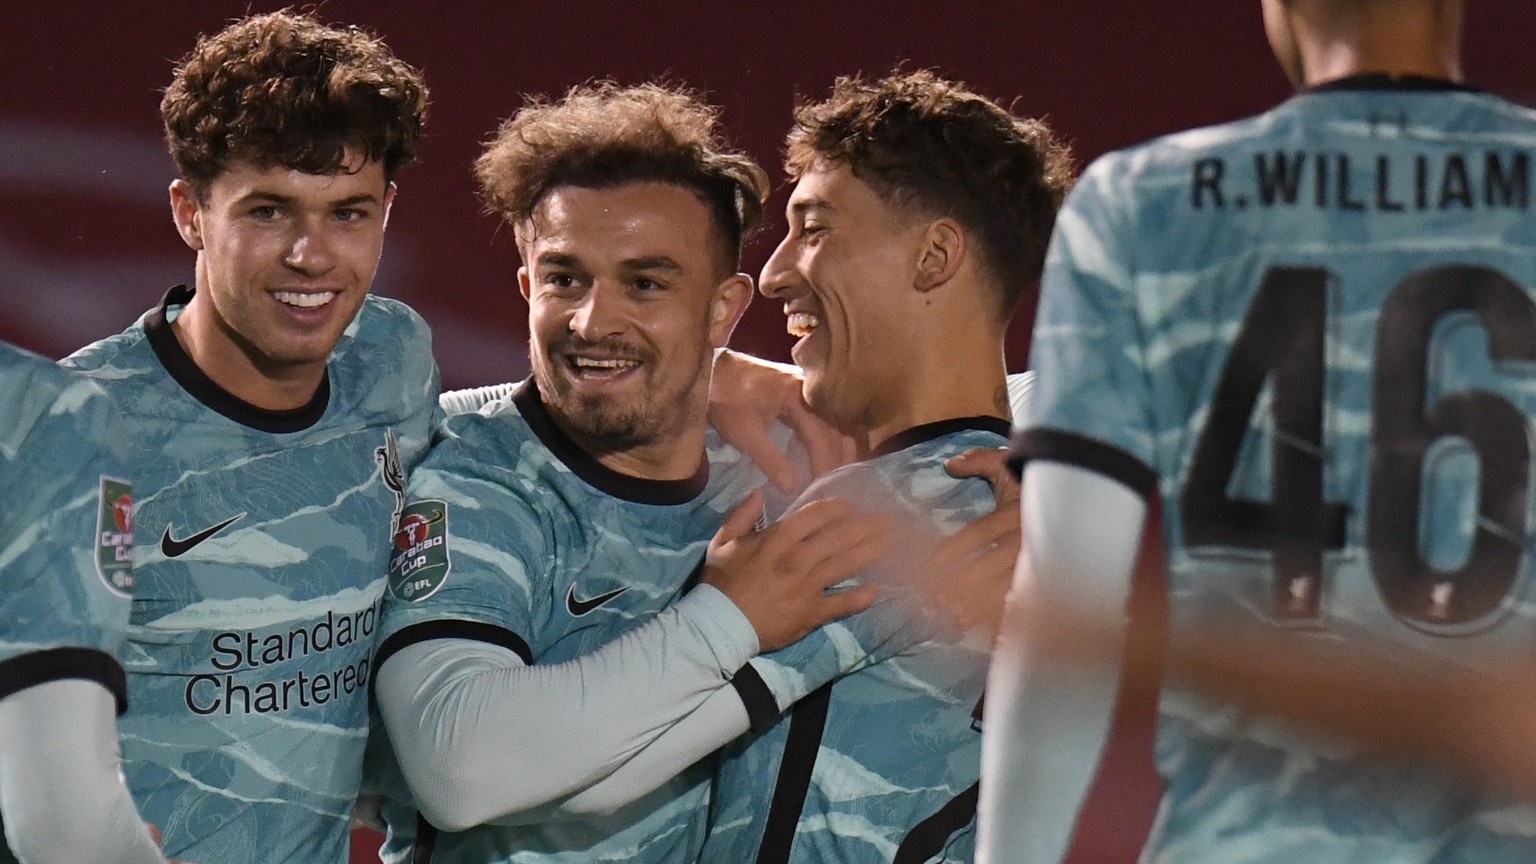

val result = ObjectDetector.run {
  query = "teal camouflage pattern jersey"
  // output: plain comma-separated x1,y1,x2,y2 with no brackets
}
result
0,346,134,864
373,379,782,864
1014,78,1536,862
62,286,438,863
703,419,1008,864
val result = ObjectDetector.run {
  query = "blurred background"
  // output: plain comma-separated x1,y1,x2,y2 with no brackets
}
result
3,1,1529,860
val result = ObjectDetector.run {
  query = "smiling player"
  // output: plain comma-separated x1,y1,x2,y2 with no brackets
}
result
61,12,436,862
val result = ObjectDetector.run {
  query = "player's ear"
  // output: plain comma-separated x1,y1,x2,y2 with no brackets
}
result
381,182,398,230
517,266,532,302
914,218,965,293
169,179,205,252
709,273,754,348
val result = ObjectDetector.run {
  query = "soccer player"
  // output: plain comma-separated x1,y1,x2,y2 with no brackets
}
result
692,70,1070,864
980,0,1536,861
60,12,436,862
0,346,169,864
367,81,907,864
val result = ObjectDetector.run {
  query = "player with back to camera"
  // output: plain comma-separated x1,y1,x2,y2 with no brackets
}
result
980,0,1536,861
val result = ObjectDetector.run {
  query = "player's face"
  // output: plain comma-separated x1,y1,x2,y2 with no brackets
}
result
759,162,926,429
169,154,394,388
519,182,749,460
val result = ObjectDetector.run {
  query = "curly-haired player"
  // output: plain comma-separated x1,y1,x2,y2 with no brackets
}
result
61,11,438,862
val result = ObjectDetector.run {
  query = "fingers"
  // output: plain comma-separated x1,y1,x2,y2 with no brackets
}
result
732,422,801,492
806,514,890,589
783,394,857,480
930,504,1020,572
943,447,1015,492
763,495,854,546
711,489,765,552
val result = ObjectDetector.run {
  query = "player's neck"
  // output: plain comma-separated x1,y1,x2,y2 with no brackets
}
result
171,299,327,413
863,342,1009,452
1298,10,1463,87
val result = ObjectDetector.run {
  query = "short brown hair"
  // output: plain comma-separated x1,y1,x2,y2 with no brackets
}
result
162,10,429,198
786,70,1073,318
476,81,769,273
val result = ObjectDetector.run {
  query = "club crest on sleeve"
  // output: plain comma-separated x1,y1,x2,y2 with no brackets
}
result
389,499,450,602
96,476,134,597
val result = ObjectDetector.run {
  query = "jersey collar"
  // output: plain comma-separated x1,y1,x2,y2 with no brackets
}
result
871,416,1012,459
1302,73,1483,95
145,285,331,433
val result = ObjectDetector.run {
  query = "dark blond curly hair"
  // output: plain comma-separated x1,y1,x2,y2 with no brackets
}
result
162,10,429,199
786,70,1074,319
476,81,769,274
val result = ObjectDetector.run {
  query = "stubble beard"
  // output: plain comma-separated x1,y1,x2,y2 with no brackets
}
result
532,348,664,455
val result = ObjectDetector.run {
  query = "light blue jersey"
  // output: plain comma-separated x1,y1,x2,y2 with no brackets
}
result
1015,78,1536,862
373,379,783,864
704,420,1008,864
0,347,135,862
63,286,438,863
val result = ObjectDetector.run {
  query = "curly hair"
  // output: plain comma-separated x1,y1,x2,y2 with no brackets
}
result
785,70,1074,319
162,10,429,199
475,81,769,273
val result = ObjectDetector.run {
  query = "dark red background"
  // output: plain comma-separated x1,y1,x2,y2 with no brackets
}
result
3,2,1529,860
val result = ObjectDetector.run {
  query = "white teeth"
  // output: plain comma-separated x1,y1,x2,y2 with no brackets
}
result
274,291,336,309
787,312,820,338
572,357,641,370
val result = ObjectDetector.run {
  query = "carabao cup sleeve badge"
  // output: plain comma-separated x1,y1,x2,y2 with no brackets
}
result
389,500,451,602
96,476,134,597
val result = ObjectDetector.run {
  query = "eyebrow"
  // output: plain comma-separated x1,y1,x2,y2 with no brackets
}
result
532,252,685,275
620,255,685,275
787,199,834,220
234,191,382,208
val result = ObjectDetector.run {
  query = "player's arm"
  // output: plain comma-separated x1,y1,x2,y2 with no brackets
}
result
977,462,1144,864
0,681,170,864
374,494,886,833
975,157,1159,863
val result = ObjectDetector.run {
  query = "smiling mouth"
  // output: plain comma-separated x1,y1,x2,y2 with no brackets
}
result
787,312,820,338
567,356,642,375
274,291,336,309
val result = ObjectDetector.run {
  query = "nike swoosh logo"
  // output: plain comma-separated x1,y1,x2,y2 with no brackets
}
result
566,584,629,617
160,513,247,559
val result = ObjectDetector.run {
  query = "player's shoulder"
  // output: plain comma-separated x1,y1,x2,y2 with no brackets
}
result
413,395,545,491
328,295,438,416
59,309,155,379
799,419,1009,513
0,343,116,443
1080,108,1282,196
334,295,434,374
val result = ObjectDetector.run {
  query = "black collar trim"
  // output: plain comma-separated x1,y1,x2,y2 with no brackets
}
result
511,379,709,505
1303,73,1482,95
145,285,331,433
871,415,1012,459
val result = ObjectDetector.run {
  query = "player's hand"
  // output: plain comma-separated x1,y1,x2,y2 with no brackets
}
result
708,349,858,491
924,447,1022,637
703,490,888,652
